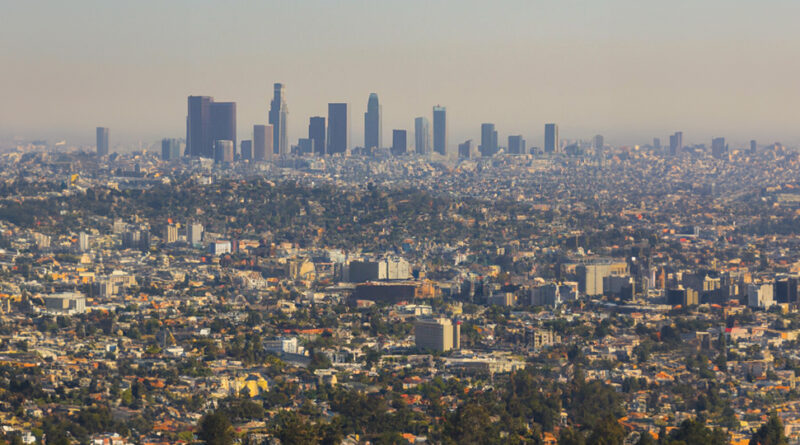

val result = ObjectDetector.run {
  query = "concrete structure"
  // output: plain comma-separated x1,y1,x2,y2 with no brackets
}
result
44,293,86,315
188,223,203,246
748,283,775,309
576,260,629,296
264,337,299,355
79,232,90,252
348,257,411,282
163,224,178,244
414,317,460,352
210,240,231,255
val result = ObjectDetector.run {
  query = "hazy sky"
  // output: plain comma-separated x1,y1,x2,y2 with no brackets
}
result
2,0,800,148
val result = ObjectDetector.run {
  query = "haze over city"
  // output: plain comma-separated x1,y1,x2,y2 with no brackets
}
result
2,0,800,148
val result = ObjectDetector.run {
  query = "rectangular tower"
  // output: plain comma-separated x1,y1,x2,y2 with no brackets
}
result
96,127,109,156
327,103,349,155
544,123,559,154
392,129,407,155
433,106,447,156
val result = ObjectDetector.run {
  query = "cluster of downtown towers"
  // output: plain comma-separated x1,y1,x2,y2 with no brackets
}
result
183,83,561,162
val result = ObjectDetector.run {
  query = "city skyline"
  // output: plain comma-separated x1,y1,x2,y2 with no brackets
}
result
2,1,800,148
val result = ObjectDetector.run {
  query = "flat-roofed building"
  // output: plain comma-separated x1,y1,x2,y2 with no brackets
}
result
414,317,460,352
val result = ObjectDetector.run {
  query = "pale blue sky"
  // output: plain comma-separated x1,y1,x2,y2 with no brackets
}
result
1,0,799,148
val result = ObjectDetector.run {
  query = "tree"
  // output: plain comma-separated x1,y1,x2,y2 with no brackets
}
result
635,431,656,445
272,411,318,445
198,411,234,445
667,418,727,445
559,427,586,445
750,414,788,445
586,415,626,445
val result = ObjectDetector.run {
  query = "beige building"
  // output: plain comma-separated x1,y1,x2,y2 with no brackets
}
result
414,317,460,352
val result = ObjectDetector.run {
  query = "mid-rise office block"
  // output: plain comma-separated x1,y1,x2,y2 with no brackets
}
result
414,317,460,352
188,223,204,246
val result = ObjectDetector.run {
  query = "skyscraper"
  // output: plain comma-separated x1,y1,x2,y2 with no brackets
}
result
240,140,253,160
327,103,348,155
210,102,236,154
161,138,181,161
269,83,289,156
458,140,474,159
653,138,661,149
253,124,273,161
392,129,407,155
544,123,559,154
711,137,726,158
187,96,213,157
433,106,447,156
364,93,381,150
96,127,109,156
309,117,326,155
414,117,430,155
669,131,683,156
508,135,526,155
214,140,234,164
750,140,757,153
594,134,604,151
480,123,497,156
